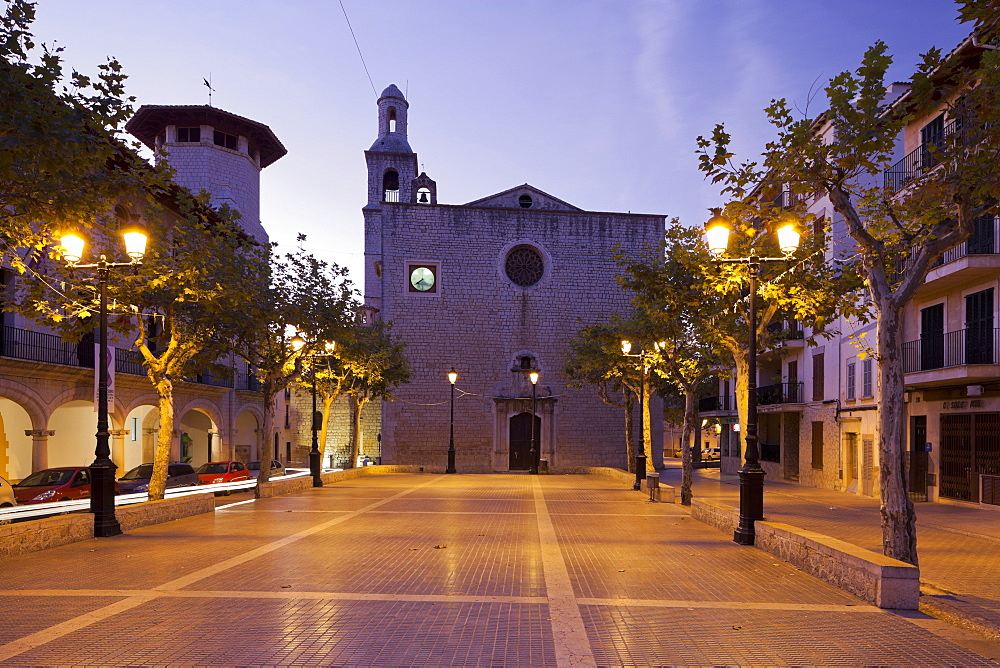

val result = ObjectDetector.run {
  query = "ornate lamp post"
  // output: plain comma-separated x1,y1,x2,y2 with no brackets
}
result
294,337,336,488
446,368,458,473
529,371,539,475
61,223,148,538
704,208,801,545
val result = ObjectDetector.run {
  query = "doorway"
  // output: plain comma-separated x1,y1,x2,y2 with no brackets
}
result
509,412,540,471
909,416,928,502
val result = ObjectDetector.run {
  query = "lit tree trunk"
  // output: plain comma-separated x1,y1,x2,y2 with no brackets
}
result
349,394,368,468
874,301,917,564
642,369,655,473
680,388,696,505
320,395,334,467
624,394,635,472
148,377,174,501
255,375,279,494
731,350,750,467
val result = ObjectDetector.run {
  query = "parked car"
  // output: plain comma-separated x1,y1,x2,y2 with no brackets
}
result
248,460,286,479
0,474,16,509
700,447,721,460
196,461,250,485
117,462,199,493
13,466,112,504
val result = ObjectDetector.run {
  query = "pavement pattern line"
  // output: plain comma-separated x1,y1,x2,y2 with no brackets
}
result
0,588,883,612
532,475,598,668
0,474,446,664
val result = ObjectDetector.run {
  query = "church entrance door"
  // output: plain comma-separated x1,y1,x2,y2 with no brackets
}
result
509,412,540,470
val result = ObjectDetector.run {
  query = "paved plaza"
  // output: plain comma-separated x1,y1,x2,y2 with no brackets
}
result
1,472,999,666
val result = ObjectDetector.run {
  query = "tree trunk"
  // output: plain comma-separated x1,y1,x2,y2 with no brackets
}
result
320,396,334,467
732,351,750,466
875,302,918,565
680,388,695,505
148,377,174,501
255,377,278,495
642,371,655,473
349,395,366,468
624,394,635,472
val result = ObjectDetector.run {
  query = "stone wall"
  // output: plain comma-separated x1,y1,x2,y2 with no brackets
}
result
370,201,665,472
288,391,382,467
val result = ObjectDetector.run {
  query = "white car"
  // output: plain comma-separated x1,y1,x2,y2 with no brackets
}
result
700,447,720,460
248,460,286,479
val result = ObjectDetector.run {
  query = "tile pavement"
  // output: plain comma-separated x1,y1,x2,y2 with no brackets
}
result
0,472,997,666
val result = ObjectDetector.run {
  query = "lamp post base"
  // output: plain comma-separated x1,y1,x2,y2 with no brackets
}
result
90,462,121,538
309,450,324,488
733,465,765,545
633,454,647,490
446,445,456,474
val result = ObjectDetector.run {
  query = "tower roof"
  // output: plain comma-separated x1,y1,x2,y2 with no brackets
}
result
378,84,407,105
125,105,288,168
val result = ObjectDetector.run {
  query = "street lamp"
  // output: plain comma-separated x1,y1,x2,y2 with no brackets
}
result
307,340,336,487
446,368,458,473
621,340,666,490
61,223,148,538
529,371,539,475
704,208,801,545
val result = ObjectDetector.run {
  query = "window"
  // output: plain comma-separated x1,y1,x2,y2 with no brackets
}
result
176,127,200,142
518,355,534,370
518,194,533,208
812,352,825,401
846,362,856,400
388,107,397,133
862,359,873,398
505,245,544,287
811,421,824,469
131,417,138,441
214,130,238,150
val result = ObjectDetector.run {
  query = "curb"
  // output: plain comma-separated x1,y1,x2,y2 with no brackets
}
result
919,588,1000,643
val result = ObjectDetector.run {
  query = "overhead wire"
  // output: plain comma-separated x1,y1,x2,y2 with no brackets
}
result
338,0,377,97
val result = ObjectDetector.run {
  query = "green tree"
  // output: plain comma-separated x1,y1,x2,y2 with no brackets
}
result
696,3,999,564
235,241,355,489
339,321,410,468
0,0,141,270
565,322,639,471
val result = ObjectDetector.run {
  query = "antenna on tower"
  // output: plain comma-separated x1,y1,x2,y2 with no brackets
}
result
203,74,216,106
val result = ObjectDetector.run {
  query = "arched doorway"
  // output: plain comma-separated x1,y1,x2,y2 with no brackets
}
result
0,398,33,480
124,405,158,470
509,412,540,471
178,409,217,466
48,400,103,468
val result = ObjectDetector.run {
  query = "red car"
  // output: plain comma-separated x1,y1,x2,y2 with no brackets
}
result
13,466,114,504
196,461,250,485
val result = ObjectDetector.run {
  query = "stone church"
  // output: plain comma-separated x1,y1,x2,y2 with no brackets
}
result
363,84,665,473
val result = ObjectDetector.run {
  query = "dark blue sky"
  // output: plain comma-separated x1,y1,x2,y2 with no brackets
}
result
32,0,972,285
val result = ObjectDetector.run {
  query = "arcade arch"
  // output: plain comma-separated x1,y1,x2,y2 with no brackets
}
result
234,410,260,464
0,398,33,480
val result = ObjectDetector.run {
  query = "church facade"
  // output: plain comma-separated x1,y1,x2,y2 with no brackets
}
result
363,85,665,472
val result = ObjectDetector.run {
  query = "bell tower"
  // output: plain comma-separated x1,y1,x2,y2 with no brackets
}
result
365,84,418,207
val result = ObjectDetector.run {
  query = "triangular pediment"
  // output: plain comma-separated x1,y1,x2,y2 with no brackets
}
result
464,184,582,211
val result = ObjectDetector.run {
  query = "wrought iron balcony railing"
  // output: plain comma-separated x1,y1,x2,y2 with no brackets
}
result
884,119,960,193
757,381,804,405
698,394,734,412
903,327,999,373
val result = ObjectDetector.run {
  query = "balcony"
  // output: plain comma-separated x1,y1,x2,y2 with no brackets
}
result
698,395,734,413
903,327,999,387
757,382,803,406
0,325,239,389
890,216,1000,296
884,118,959,193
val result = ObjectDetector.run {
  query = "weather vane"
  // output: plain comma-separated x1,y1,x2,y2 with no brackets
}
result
203,74,216,107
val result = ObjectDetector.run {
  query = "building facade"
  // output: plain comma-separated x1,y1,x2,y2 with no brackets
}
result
363,84,665,472
0,104,288,483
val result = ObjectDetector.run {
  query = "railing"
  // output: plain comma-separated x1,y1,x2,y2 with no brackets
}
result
383,189,399,202
115,348,145,376
0,325,240,390
902,327,999,372
884,118,959,193
698,395,734,412
235,371,260,391
757,382,803,405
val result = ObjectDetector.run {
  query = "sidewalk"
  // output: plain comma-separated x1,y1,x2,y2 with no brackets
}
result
662,460,1000,642
1,472,999,666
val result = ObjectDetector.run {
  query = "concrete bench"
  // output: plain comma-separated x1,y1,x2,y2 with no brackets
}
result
690,498,919,609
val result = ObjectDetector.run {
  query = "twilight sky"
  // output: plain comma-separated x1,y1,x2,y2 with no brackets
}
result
31,0,971,289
